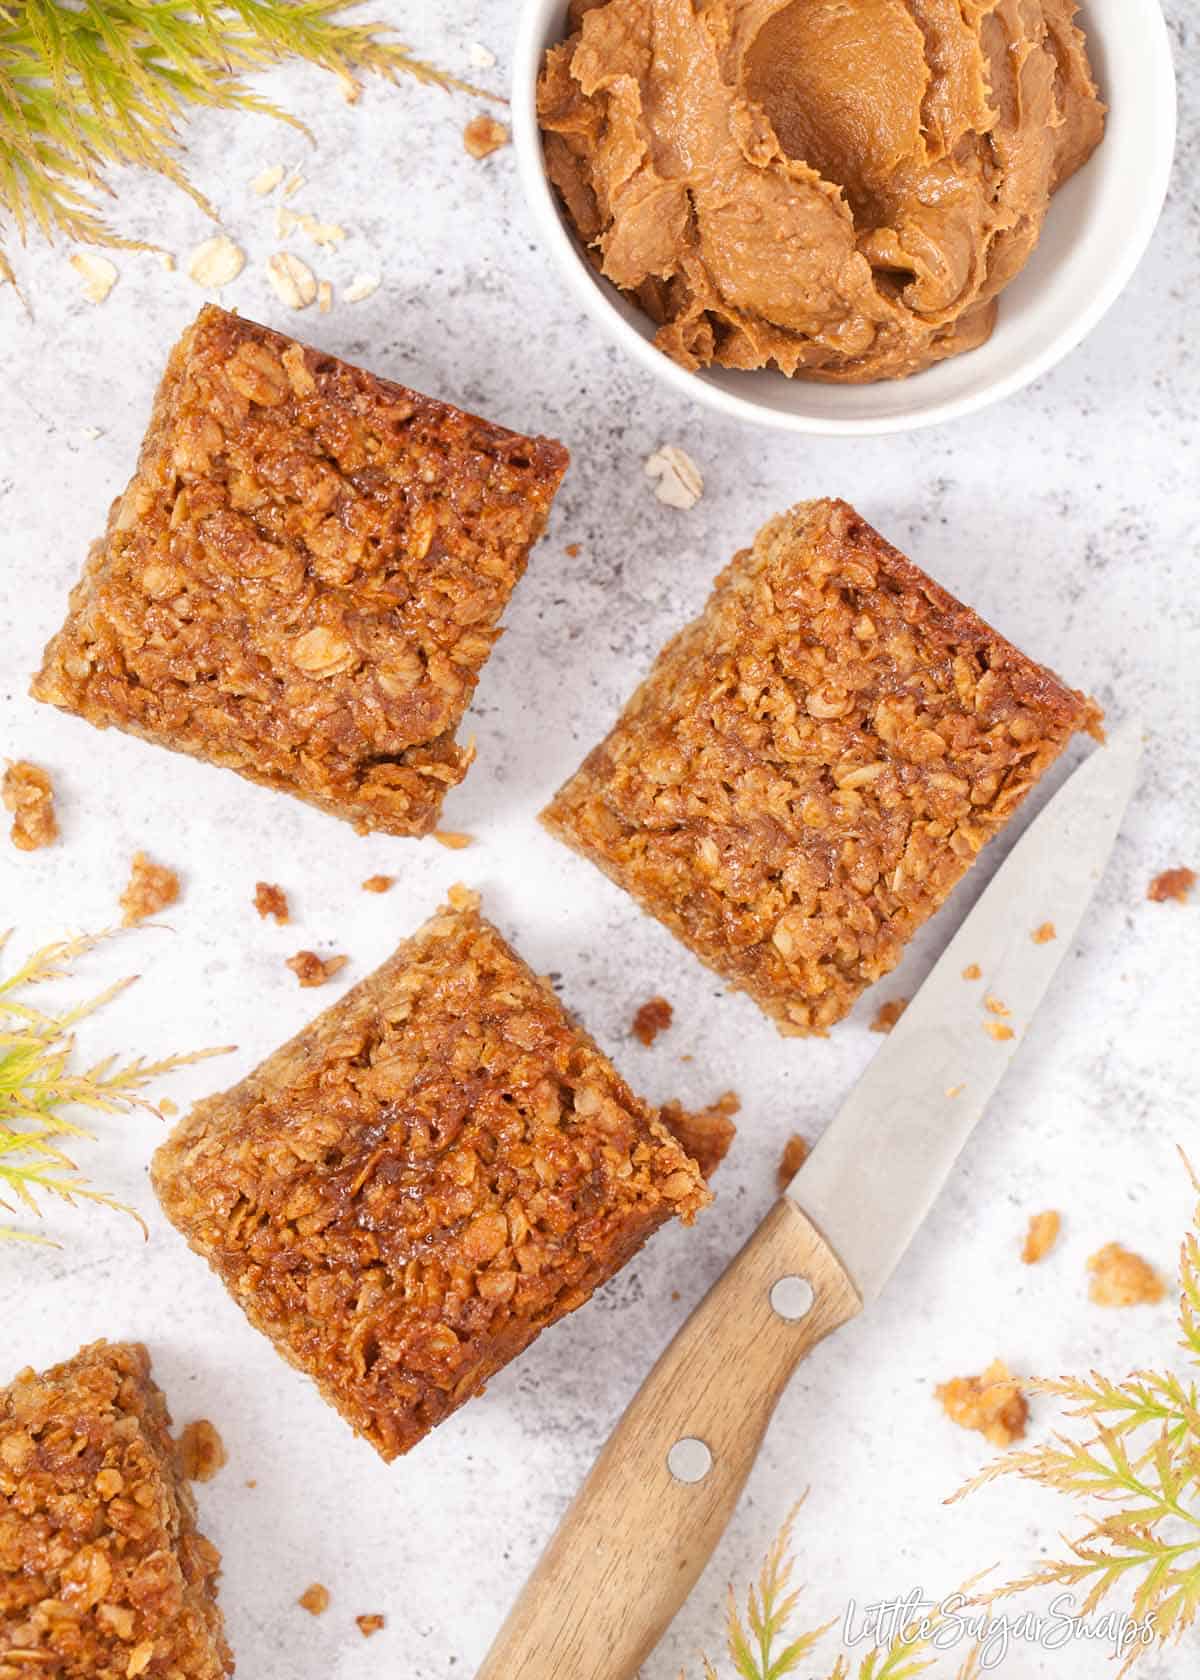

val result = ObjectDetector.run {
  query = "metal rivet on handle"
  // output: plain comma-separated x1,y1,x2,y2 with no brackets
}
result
667,1436,713,1484
769,1275,814,1321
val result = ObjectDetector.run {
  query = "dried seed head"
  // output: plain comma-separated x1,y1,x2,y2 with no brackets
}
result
187,235,246,289
644,445,703,510
267,252,317,310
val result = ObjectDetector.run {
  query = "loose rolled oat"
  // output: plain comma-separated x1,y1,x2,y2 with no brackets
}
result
644,445,703,510
267,251,318,309
187,236,245,289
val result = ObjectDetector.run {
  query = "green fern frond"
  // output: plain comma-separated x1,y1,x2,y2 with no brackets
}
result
0,0,492,281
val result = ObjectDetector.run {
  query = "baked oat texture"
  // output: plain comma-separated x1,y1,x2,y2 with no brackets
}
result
31,306,569,837
151,893,710,1461
543,499,1103,1035
0,1340,232,1680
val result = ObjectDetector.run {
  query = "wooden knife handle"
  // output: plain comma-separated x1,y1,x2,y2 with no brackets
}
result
475,1197,862,1680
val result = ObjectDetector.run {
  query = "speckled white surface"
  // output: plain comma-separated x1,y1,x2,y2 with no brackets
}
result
1,5,1197,1677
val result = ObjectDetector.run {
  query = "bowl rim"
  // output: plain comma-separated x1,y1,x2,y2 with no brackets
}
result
511,0,1178,437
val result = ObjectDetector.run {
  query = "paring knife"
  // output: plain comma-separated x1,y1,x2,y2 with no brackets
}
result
475,724,1142,1680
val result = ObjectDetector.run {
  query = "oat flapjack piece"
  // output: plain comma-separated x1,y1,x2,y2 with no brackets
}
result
543,499,1103,1036
151,892,710,1460
31,306,568,837
0,1340,232,1680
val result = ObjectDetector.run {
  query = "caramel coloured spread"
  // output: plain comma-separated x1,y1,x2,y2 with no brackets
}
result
538,0,1105,381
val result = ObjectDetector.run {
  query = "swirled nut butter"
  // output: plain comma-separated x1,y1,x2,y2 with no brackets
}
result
537,0,1105,382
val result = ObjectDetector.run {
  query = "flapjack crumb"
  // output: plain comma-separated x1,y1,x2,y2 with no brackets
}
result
362,874,394,894
1031,922,1057,944
1021,1210,1061,1264
936,1359,1029,1448
869,998,907,1034
356,1614,385,1638
1148,867,1196,905
120,851,180,925
776,1132,810,1190
298,1583,330,1615
565,542,581,557
632,996,673,1046
178,1418,227,1482
254,881,290,924
3,760,59,851
983,1021,1014,1042
285,950,348,988
160,1098,179,1117
433,830,474,850
1087,1243,1166,1307
984,996,1011,1017
463,114,509,158
658,1092,738,1180
962,964,982,981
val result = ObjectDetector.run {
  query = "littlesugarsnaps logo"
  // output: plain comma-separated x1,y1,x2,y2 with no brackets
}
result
842,1590,1158,1669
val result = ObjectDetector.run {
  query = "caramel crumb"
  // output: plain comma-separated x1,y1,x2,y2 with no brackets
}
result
870,997,908,1034
433,830,474,850
936,1359,1029,1448
1031,922,1057,944
362,875,394,894
1021,1210,1061,1264
776,1131,810,1190
254,881,290,924
463,114,509,159
983,1021,1015,1042
1148,867,1196,905
286,950,348,988
632,996,673,1046
961,963,982,981
658,1092,739,1180
120,852,180,926
298,1583,330,1616
356,1614,385,1638
565,543,581,558
984,996,1011,1017
1087,1243,1166,1307
3,760,59,851
177,1419,226,1482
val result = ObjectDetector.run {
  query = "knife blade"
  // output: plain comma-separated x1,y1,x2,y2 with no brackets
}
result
475,725,1141,1680
791,719,1143,1303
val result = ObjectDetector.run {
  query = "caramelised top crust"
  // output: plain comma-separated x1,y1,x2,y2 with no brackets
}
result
31,306,568,837
543,499,1103,1034
0,1341,231,1680
151,895,708,1460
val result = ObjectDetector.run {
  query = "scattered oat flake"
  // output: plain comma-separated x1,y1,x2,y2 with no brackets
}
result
1088,1242,1166,1307
433,830,474,851
1021,1209,1061,1264
362,874,394,894
356,1614,385,1638
464,114,510,159
317,279,332,315
286,950,347,988
254,881,290,924
267,251,317,310
468,41,497,68
776,1131,809,1191
632,995,673,1046
251,163,286,195
3,760,58,851
936,1360,1029,1448
283,172,305,198
298,1583,330,1616
870,997,908,1034
81,426,103,440
1031,921,1057,944
70,251,118,303
984,995,1010,1017
961,963,982,981
659,1092,739,1180
120,852,180,926
1148,866,1195,905
297,213,346,249
645,445,703,510
187,235,245,289
983,1020,1014,1042
157,251,176,272
275,205,299,240
178,1419,226,1482
343,273,381,304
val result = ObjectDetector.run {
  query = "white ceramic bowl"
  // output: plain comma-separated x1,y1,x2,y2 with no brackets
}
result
512,0,1177,435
